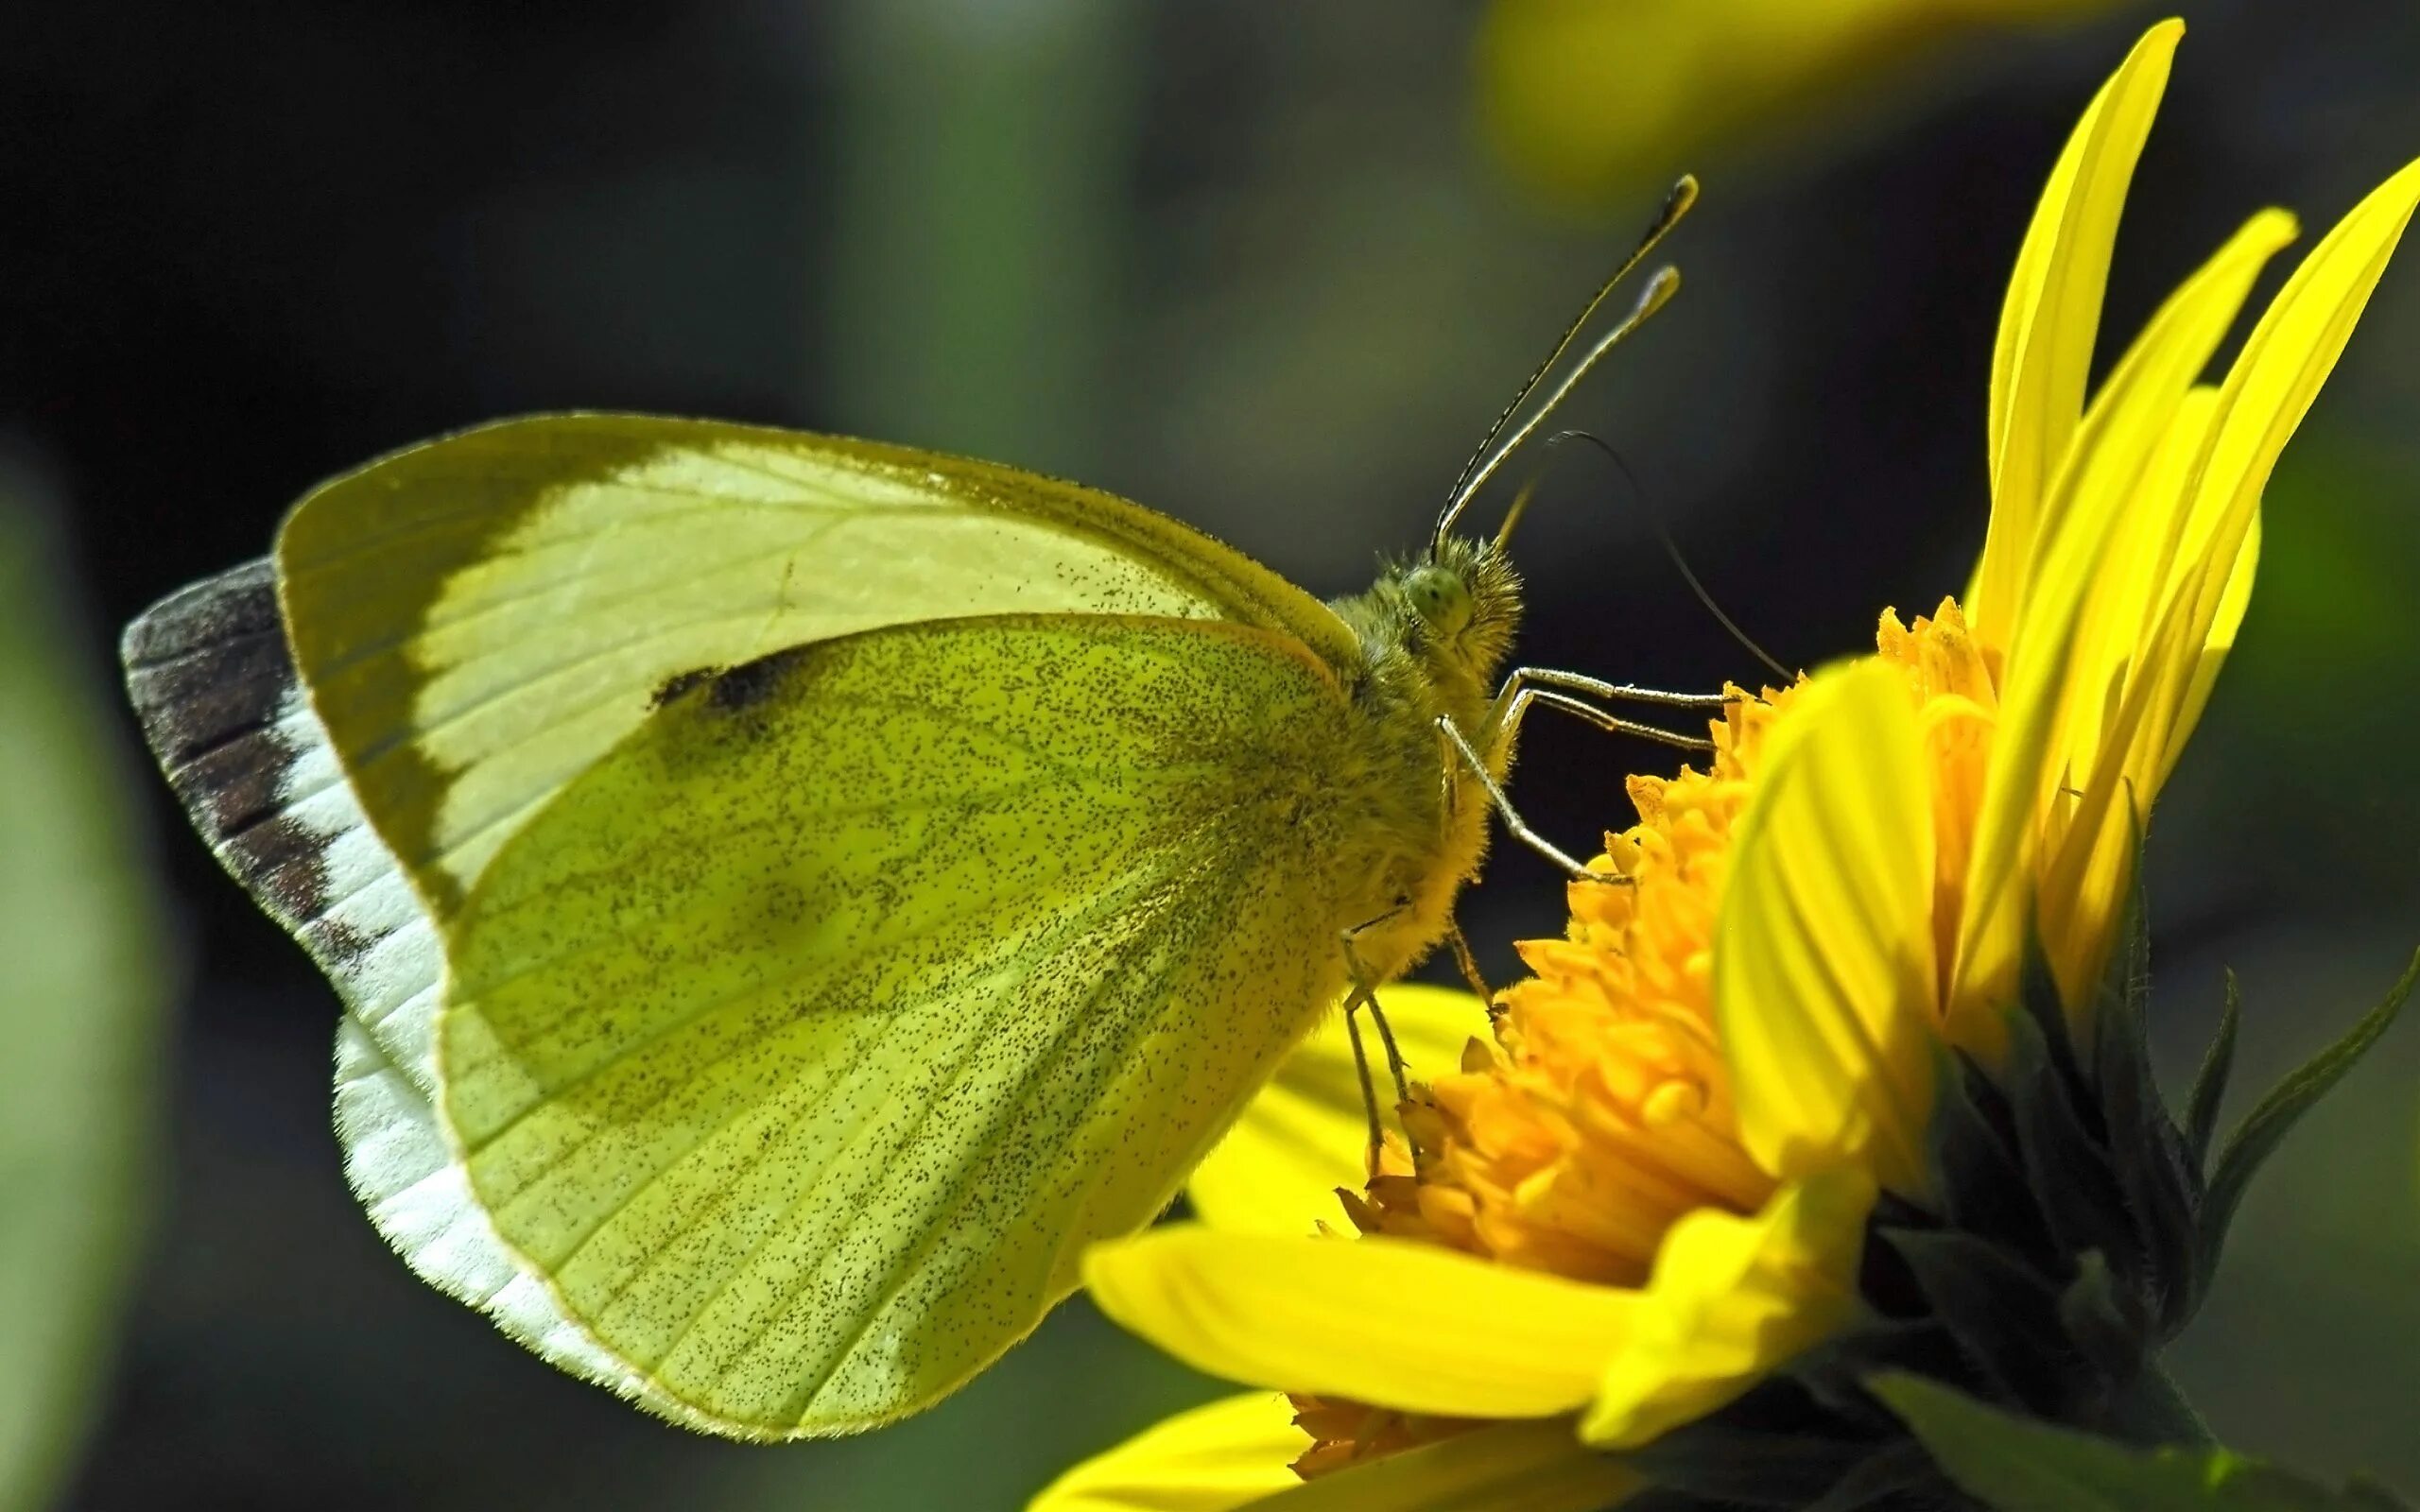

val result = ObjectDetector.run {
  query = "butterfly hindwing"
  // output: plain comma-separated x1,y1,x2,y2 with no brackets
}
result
438,613,1368,1435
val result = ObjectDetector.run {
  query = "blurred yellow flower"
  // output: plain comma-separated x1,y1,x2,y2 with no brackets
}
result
1479,0,2122,207
1036,21,2420,1511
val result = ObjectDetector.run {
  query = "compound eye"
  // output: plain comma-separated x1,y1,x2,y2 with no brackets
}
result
1405,565,1474,635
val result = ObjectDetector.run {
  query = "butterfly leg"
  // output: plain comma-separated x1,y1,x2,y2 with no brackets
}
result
1339,903,1418,1177
1441,674,1728,883
1443,919,1493,1005
1433,714,1618,885
1489,668,1723,756
1338,999,1385,1181
1498,665,1734,713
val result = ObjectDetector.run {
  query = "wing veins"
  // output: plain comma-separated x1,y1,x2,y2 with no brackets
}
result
158,703,320,782
277,476,881,576
508,835,1203,1335
455,768,1119,1137
609,859,1185,1390
121,621,284,673
334,606,779,773
757,845,1247,1418
442,662,1250,1011
286,485,1009,621
282,852,426,944
389,515,858,645
455,813,1098,1059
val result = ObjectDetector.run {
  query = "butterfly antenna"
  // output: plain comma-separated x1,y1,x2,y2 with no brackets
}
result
1433,175,1697,552
1547,428,1795,683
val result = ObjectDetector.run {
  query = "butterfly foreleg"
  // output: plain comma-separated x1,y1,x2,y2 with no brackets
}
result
1433,714,1617,885
1441,673,1729,883
1487,666,1724,755
1494,665,1732,711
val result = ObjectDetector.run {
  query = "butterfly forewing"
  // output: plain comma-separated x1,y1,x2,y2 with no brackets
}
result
273,412,1357,909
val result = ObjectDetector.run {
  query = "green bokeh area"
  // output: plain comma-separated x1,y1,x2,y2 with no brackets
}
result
2152,432,2420,1496
5,0,2418,1507
0,485,164,1512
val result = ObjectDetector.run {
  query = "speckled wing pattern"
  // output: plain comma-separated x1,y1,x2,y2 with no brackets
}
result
120,413,1364,1435
441,614,1358,1435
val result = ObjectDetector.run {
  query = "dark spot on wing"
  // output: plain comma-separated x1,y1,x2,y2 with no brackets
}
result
652,665,724,708
706,647,809,713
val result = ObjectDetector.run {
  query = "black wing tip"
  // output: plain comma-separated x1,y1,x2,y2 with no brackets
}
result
120,558,281,672
120,558,302,777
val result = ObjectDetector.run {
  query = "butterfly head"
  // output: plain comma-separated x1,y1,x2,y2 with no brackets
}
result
1368,533,1523,692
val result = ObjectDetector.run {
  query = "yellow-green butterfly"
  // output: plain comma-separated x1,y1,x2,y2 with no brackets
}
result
121,183,1703,1439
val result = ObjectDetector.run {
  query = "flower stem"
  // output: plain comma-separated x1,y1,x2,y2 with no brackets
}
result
2103,1358,2216,1447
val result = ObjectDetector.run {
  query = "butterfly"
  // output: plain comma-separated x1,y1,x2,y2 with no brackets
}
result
119,181,1704,1439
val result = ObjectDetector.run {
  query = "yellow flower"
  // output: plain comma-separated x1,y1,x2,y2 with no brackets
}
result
1036,21,2420,1511
1480,0,2122,208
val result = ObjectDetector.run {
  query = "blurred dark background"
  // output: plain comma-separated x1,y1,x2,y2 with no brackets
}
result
2,1,2416,1506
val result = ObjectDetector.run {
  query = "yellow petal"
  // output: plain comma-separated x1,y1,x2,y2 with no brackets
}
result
1714,660,1936,1195
1028,1394,1305,1512
1581,1169,1876,1450
1255,1418,1642,1511
2056,381,2220,794
2157,505,2258,787
1082,1228,1639,1419
2143,155,2420,776
2023,394,2218,1009
1188,986,1488,1236
2032,156,2420,1008
1972,18,2180,649
1963,215,2294,1022
2047,212,2295,753
2025,214,2291,806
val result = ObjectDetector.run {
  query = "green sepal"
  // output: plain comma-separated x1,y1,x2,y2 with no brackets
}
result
1785,1313,1973,1423
1879,1228,2081,1418
1921,1043,2058,1272
2013,934,2092,1091
1623,1421,1880,1508
2183,971,2242,1169
1795,1443,1946,1512
2000,1002,2144,1288
2194,949,2420,1296
2084,893,2204,1334
1872,1372,2413,1511
2056,1252,2145,1387
1623,900,2419,1510
1630,1323,1965,1508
